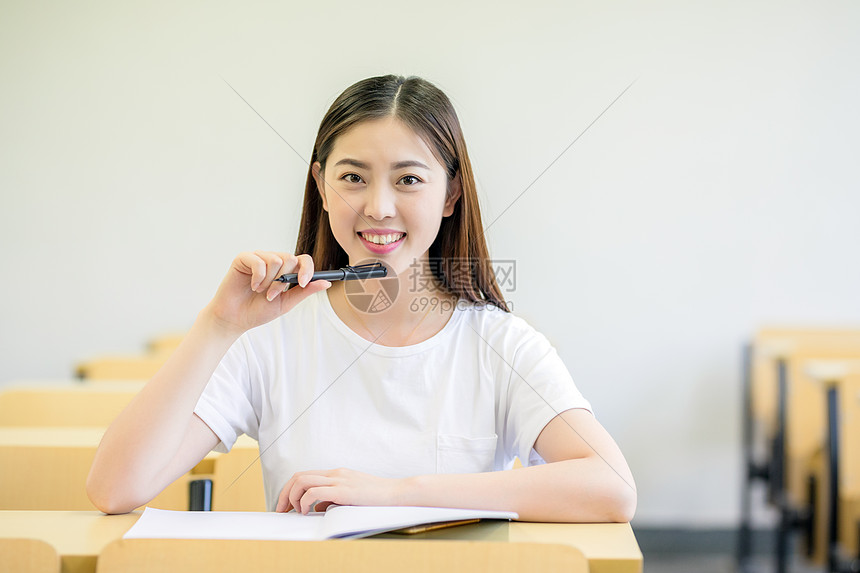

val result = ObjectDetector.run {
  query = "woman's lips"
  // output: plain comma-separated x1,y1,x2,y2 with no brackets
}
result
357,232,406,254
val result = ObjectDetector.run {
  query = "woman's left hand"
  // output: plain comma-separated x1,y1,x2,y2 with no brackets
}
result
275,468,406,514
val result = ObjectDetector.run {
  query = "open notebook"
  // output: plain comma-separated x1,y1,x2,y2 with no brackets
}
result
124,506,518,541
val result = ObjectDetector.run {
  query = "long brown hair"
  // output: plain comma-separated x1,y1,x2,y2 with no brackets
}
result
294,75,509,312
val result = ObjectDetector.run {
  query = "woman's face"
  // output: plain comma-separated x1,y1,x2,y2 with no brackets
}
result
313,117,460,275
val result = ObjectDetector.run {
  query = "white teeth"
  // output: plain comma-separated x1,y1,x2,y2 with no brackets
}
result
361,232,404,245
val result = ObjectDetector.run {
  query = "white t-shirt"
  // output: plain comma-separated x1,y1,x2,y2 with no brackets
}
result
194,290,591,511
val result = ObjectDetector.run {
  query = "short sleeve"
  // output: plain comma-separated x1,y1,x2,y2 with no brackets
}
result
502,323,592,467
193,335,260,453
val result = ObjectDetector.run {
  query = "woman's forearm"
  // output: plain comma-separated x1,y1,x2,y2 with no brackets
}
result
398,458,637,523
86,307,238,512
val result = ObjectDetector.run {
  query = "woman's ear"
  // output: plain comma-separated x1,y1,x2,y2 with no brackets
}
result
312,161,328,212
443,173,462,217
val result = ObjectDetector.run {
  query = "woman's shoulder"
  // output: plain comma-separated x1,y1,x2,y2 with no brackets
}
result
453,299,569,381
455,298,547,346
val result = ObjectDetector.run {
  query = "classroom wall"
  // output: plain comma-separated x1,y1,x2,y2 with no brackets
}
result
2,0,859,528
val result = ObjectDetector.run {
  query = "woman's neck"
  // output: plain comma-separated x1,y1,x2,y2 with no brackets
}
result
326,270,457,347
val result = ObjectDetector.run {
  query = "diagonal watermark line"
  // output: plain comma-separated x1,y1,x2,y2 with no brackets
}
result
466,322,637,493
220,76,308,165
219,76,385,237
223,321,394,494
478,79,638,241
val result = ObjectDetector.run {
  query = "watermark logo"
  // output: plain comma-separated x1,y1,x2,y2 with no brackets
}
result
342,258,517,315
343,259,399,314
491,259,517,293
406,258,517,293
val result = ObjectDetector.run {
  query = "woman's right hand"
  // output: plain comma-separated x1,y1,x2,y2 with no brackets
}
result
203,251,331,337
89,251,327,514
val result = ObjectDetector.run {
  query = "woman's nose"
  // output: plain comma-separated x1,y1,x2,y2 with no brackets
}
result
363,180,397,220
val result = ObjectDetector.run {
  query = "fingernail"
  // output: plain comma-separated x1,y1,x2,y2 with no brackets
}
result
267,291,276,302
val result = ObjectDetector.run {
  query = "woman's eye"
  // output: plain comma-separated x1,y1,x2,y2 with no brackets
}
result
342,173,363,184
400,175,421,185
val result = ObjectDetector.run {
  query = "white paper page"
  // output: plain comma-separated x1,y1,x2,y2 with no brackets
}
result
321,505,519,539
123,507,327,540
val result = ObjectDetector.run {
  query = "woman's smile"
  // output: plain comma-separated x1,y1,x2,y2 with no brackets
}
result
357,229,407,254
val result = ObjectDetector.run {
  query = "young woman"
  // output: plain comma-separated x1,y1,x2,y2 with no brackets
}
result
87,75,636,522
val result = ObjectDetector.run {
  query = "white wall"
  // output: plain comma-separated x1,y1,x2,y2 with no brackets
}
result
2,0,859,527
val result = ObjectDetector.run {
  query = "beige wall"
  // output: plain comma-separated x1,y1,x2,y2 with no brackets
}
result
2,0,859,527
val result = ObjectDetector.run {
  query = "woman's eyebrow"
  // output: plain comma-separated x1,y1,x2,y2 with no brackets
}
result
391,160,430,170
333,158,430,170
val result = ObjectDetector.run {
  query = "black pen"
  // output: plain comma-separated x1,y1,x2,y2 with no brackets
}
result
274,262,388,284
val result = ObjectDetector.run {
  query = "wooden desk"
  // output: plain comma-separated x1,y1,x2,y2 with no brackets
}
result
0,380,146,390
74,355,169,381
0,511,643,573
0,382,145,427
378,519,642,572
0,512,138,573
147,333,186,355
98,538,588,572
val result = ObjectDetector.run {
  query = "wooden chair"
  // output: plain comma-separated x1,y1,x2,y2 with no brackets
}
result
0,538,59,573
0,383,199,511
747,330,860,453
96,539,589,573
740,329,860,572
780,348,860,564
207,436,266,511
0,428,192,511
0,426,262,513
